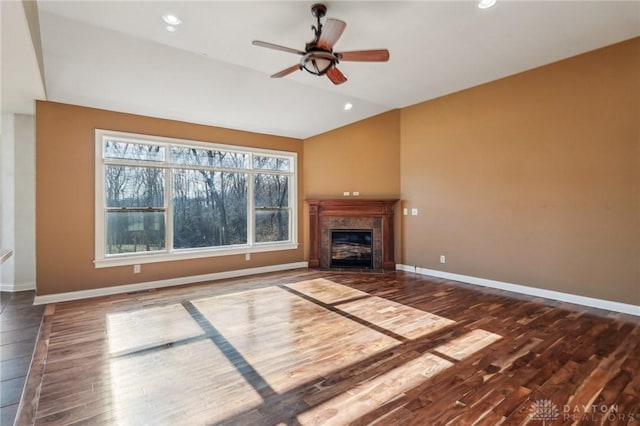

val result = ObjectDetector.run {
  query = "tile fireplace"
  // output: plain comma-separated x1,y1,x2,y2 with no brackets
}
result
307,199,398,270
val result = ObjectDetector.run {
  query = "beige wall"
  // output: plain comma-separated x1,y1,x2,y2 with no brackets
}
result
36,101,304,295
303,110,401,199
302,110,402,259
400,38,639,305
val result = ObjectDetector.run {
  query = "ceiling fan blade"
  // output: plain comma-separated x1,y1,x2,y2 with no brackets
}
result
326,67,347,85
318,18,346,50
336,49,390,62
252,40,305,56
271,64,301,78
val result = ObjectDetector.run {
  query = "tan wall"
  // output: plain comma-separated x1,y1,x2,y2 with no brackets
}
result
36,101,304,295
303,110,401,199
400,38,640,305
302,110,402,259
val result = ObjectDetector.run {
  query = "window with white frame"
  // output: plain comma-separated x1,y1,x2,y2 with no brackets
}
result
95,130,297,267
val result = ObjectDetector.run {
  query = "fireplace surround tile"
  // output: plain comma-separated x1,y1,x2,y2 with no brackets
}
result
322,217,380,269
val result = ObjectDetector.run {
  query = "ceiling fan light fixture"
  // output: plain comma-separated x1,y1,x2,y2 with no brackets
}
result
301,51,336,76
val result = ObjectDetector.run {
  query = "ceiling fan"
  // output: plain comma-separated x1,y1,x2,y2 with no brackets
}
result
252,3,390,85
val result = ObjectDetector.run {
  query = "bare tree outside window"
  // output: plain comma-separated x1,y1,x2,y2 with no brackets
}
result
254,173,289,243
173,169,247,248
105,149,166,254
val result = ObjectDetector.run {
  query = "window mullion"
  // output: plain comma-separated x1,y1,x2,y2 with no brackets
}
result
289,158,297,244
247,153,255,246
95,135,107,262
165,147,173,253
165,167,173,254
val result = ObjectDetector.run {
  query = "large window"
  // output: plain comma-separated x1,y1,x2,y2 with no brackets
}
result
95,130,297,267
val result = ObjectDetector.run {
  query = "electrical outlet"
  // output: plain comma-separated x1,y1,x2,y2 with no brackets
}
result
133,264,141,273
440,255,446,264
411,208,418,216
343,191,350,196
245,253,251,261
352,191,360,196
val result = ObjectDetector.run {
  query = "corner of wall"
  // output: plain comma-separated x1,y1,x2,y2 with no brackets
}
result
0,113,36,292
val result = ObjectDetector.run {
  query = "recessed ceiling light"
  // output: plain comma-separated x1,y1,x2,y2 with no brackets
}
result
478,0,496,9
344,102,353,111
162,14,182,26
166,25,177,33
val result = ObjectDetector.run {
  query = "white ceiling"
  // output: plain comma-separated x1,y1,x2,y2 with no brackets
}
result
1,1,46,116
3,1,640,139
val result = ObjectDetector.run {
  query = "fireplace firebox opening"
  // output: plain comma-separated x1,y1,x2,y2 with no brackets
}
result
330,229,373,269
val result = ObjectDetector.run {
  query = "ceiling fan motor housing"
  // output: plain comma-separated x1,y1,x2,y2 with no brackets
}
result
311,3,327,18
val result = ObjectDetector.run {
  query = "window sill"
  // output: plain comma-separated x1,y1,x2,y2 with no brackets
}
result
94,242,299,268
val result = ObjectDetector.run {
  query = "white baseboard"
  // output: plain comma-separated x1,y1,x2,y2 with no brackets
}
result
396,264,639,317
0,280,36,292
33,262,308,305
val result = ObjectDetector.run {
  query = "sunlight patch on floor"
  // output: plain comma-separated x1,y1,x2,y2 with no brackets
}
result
434,329,503,361
109,339,263,424
297,352,454,426
106,303,204,356
286,278,370,304
336,296,455,340
192,286,400,393
287,279,455,339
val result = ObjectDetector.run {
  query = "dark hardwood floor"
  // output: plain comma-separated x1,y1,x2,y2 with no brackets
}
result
1,291,44,426
13,270,640,425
